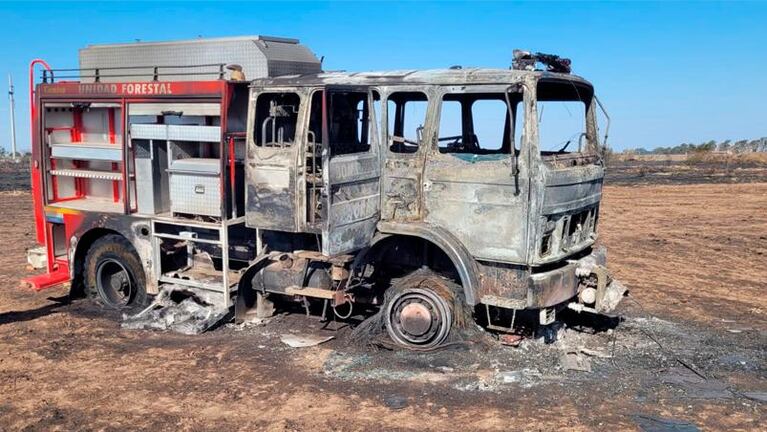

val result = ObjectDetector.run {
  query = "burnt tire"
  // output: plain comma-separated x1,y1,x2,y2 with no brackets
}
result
384,270,458,350
84,234,149,312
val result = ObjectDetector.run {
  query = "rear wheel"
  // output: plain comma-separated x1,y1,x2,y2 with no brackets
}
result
384,271,456,350
84,234,149,312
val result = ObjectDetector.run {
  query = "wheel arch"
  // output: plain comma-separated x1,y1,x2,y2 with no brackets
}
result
69,216,155,295
70,227,124,297
366,222,481,305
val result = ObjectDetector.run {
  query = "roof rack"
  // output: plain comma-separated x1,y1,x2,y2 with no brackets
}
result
40,63,227,83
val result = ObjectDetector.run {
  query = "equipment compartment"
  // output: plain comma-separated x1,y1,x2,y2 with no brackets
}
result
168,158,221,217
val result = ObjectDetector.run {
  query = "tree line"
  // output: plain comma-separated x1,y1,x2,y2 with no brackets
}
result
0,148,32,159
626,138,767,155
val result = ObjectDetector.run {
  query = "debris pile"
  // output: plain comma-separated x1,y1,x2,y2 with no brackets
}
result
122,285,229,335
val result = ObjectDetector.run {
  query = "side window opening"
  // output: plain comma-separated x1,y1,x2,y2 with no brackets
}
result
387,92,428,154
470,99,507,151
255,92,300,148
438,100,462,151
329,91,370,156
536,80,592,155
438,93,520,155
308,90,323,147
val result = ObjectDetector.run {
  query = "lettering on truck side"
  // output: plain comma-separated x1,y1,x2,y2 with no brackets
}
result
74,83,174,95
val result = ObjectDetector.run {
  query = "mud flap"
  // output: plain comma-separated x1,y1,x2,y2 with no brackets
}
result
234,253,277,324
235,290,275,323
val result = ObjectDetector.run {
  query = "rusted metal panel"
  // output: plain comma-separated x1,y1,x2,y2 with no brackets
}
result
327,152,379,184
528,247,606,308
423,159,529,263
382,170,421,221
328,181,379,228
529,263,579,308
246,163,298,232
541,165,604,214
324,151,381,255
475,261,528,308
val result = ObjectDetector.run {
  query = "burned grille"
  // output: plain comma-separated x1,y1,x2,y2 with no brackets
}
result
561,206,598,252
539,206,599,259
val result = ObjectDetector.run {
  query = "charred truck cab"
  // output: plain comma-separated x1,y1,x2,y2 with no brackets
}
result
239,52,626,349
23,38,624,350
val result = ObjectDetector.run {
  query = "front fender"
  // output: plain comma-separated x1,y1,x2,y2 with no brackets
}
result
376,221,481,305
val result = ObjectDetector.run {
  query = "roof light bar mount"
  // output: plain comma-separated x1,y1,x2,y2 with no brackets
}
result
512,49,572,74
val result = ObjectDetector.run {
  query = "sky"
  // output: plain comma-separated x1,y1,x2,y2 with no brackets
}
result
0,1,765,152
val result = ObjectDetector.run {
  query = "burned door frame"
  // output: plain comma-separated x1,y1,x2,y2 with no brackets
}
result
315,85,382,255
421,82,534,265
245,87,307,232
379,86,436,222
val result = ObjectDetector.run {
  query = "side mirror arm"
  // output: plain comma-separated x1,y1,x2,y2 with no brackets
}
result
595,96,610,154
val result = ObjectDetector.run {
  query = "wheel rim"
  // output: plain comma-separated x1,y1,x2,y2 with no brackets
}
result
95,258,133,308
385,288,452,350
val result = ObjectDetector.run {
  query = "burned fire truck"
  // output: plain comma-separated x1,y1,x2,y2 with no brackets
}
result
23,37,625,349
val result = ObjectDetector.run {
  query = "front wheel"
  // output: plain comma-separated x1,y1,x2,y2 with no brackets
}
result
384,271,457,350
84,234,149,312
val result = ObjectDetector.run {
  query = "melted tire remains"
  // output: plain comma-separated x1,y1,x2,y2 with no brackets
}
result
384,271,456,350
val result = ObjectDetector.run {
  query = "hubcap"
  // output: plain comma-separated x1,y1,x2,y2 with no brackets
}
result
96,258,133,308
385,287,452,350
399,303,432,336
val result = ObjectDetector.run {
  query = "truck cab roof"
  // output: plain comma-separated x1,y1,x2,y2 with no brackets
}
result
250,67,593,88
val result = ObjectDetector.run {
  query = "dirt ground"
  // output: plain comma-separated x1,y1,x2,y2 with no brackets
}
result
0,161,765,431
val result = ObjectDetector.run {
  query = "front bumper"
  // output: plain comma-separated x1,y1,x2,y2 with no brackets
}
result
527,246,626,313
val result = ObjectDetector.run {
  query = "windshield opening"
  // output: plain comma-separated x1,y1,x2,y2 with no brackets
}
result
387,92,428,154
536,79,594,156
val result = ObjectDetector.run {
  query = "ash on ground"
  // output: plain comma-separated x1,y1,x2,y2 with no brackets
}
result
225,306,766,404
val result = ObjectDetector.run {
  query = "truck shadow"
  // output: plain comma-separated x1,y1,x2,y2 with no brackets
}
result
0,295,70,326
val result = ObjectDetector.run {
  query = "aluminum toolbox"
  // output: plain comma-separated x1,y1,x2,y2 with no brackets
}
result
79,35,321,83
168,158,222,217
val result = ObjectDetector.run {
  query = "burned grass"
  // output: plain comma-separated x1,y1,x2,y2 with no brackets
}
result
605,158,767,186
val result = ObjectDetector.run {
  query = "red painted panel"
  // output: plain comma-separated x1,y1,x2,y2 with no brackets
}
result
38,80,226,98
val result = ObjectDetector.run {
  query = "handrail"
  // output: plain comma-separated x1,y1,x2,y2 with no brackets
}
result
28,59,53,257
29,59,52,129
594,95,610,149
40,63,227,83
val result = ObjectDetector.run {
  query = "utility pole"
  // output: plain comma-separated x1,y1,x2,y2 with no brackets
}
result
8,74,18,160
